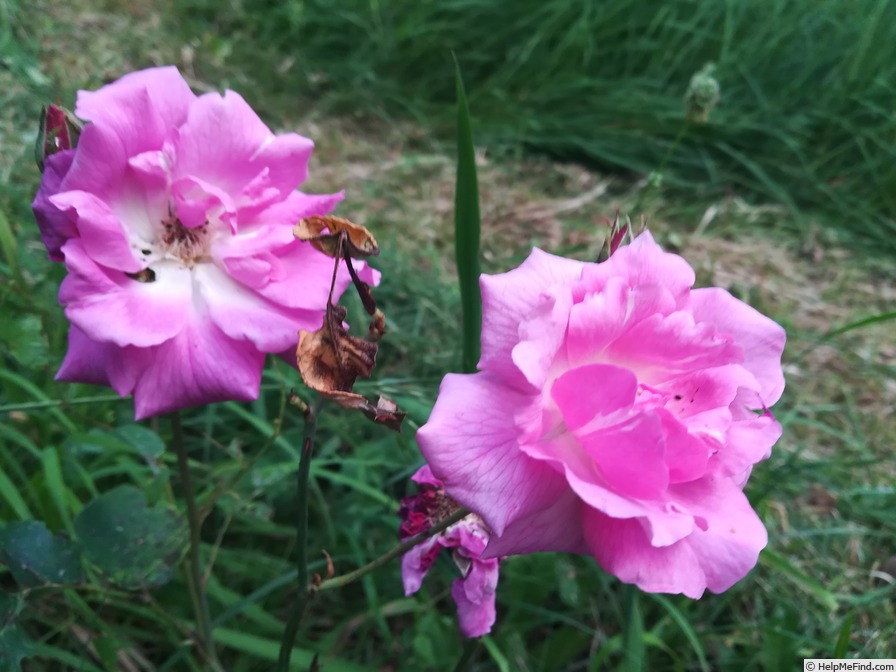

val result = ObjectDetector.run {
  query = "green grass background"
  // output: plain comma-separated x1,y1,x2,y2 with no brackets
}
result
1,0,895,669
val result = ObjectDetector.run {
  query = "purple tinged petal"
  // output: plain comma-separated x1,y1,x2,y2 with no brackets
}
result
32,150,77,261
451,559,499,637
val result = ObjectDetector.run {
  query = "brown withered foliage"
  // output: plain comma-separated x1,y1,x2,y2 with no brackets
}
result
294,218,406,432
294,214,380,259
297,304,376,396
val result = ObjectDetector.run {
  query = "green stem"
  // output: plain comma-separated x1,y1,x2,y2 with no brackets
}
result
452,638,480,671
277,396,324,672
316,507,470,592
172,413,222,671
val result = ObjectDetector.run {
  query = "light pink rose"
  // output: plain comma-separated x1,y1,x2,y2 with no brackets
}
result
417,233,785,598
399,465,500,637
32,67,377,419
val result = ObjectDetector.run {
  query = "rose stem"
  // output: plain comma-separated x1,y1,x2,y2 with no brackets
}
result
171,412,223,671
277,395,324,672
314,507,470,592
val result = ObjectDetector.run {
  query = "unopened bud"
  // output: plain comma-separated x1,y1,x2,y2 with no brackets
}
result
35,104,83,172
684,63,720,124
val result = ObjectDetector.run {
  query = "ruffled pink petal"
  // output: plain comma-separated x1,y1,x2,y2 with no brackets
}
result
219,240,379,312
583,477,767,597
401,537,442,595
690,287,787,405
583,510,707,598
710,399,782,477
171,90,314,226
577,232,695,306
417,373,571,539
566,280,677,366
478,248,585,390
522,434,695,547
75,65,195,131
655,409,711,483
577,414,669,500
171,174,237,229
484,488,587,556
510,285,574,388
49,191,142,273
451,559,499,637
32,150,77,261
193,263,319,352
551,364,638,431
129,313,265,419
59,240,191,348
411,464,439,487
608,311,743,384
55,325,147,397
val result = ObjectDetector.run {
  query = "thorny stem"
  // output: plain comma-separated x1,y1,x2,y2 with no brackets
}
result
277,396,325,672
171,413,223,671
315,507,471,592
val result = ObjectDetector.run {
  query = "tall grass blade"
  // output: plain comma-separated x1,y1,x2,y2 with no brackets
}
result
621,585,645,672
453,57,482,374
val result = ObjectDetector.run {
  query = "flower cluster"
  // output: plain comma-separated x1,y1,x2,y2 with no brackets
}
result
32,67,376,418
399,465,499,637
417,233,785,598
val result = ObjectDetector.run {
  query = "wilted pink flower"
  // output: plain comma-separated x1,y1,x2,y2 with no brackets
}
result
417,233,785,598
400,465,500,637
32,67,377,419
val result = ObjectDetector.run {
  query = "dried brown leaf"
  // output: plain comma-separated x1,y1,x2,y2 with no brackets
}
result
294,215,380,258
296,303,377,395
324,391,407,432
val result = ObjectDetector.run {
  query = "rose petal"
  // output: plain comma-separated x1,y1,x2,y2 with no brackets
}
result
59,240,191,348
129,313,265,419
479,248,585,389
690,287,787,405
417,373,571,539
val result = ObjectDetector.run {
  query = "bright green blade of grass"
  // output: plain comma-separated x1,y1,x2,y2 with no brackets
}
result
833,612,853,657
453,58,482,374
621,585,645,672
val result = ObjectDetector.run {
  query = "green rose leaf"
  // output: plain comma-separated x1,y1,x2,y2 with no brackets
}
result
0,521,84,588
0,593,35,672
74,486,187,589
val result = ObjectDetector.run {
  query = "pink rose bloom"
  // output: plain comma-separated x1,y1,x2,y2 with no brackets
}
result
417,233,785,598
31,67,377,419
400,465,500,637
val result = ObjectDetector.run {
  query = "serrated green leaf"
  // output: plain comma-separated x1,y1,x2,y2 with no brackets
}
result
0,521,83,587
74,486,187,589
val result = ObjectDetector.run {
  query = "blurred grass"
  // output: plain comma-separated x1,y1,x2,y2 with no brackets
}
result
1,0,895,670
173,0,896,252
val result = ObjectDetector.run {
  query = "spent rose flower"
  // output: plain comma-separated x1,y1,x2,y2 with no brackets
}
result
31,67,377,419
417,233,785,598
400,465,500,637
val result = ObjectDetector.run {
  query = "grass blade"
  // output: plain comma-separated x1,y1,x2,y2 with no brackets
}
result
453,57,482,374
833,612,853,658
621,585,645,672
760,548,838,611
